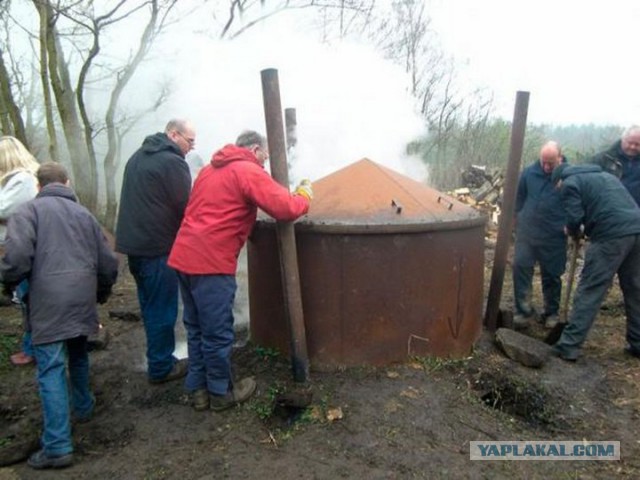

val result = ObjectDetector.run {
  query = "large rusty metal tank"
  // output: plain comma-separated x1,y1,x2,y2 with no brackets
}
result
248,158,487,368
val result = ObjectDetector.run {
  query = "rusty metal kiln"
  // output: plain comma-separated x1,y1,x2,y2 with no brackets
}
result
248,158,487,368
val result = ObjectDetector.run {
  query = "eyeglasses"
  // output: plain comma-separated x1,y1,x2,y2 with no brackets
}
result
176,131,195,146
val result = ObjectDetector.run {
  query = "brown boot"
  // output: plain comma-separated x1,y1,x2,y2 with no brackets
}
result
148,358,188,384
209,377,256,411
193,389,209,411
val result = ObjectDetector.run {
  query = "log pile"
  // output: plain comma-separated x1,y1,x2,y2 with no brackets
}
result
449,165,504,225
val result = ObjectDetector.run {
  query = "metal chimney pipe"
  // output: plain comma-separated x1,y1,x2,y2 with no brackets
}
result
260,68,310,383
484,90,530,332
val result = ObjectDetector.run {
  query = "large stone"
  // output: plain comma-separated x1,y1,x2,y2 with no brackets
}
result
494,328,553,368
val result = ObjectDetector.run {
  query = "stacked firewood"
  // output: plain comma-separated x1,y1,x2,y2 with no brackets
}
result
449,165,504,225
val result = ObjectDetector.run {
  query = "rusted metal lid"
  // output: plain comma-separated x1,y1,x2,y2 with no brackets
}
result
289,158,486,234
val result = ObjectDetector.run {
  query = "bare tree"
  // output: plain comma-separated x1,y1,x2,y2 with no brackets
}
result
0,50,28,145
0,4,29,146
371,0,500,189
1,0,379,230
217,0,376,40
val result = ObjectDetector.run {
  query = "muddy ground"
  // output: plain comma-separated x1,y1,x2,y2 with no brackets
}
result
1,243,639,480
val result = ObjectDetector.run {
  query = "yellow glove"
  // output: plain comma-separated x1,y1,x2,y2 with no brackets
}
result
294,179,313,201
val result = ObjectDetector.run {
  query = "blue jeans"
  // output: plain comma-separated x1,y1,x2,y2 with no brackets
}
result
128,255,179,380
556,235,640,357
22,332,34,356
33,337,93,456
513,238,567,316
177,273,236,395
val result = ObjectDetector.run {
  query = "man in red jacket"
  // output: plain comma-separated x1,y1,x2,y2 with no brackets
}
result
168,130,312,411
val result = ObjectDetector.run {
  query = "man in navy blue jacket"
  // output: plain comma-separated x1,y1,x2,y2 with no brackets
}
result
551,163,640,361
513,141,567,330
116,119,194,384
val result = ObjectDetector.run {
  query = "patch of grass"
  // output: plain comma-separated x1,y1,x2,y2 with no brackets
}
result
296,406,320,425
248,382,283,420
412,355,470,372
0,333,19,373
143,466,169,480
0,436,14,448
254,346,280,360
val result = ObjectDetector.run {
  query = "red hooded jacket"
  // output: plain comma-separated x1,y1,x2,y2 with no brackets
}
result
168,144,309,275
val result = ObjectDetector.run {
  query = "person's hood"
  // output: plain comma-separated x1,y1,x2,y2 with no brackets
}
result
0,167,35,187
35,183,78,202
211,144,262,169
551,163,601,185
140,132,183,157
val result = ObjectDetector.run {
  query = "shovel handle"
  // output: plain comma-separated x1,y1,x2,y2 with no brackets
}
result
561,237,581,324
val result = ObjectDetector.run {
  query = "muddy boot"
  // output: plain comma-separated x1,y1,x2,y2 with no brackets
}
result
27,450,73,470
543,314,560,329
513,314,534,331
192,389,209,411
148,358,188,385
209,377,257,412
87,324,110,352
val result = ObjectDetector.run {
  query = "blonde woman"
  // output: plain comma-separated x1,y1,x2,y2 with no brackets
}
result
0,135,40,366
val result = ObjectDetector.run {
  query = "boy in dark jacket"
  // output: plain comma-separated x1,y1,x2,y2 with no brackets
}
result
551,163,640,361
0,162,119,469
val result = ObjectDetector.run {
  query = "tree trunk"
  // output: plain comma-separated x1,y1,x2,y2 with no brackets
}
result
0,49,28,146
103,0,162,230
35,5,59,164
38,0,96,211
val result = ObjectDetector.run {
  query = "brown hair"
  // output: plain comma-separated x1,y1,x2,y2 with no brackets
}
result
37,162,68,187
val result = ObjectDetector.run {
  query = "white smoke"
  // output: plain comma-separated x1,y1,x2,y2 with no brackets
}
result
126,14,427,185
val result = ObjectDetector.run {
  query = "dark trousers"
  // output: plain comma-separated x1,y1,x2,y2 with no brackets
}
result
556,235,640,356
128,255,179,380
177,273,236,396
513,238,567,316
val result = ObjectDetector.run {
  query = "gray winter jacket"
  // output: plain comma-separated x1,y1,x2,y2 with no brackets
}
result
556,164,640,242
0,183,119,345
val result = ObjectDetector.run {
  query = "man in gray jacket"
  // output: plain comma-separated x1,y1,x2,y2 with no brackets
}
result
551,163,640,361
0,162,118,469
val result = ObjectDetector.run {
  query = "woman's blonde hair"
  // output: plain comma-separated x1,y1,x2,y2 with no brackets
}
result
0,136,40,179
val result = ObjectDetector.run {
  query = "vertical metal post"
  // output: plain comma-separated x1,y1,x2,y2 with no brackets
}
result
260,68,310,383
484,91,530,332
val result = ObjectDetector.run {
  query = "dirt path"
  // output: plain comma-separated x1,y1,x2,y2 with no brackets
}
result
1,263,639,479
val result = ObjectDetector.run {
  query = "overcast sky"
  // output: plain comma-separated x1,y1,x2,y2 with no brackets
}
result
122,0,638,182
429,0,639,126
